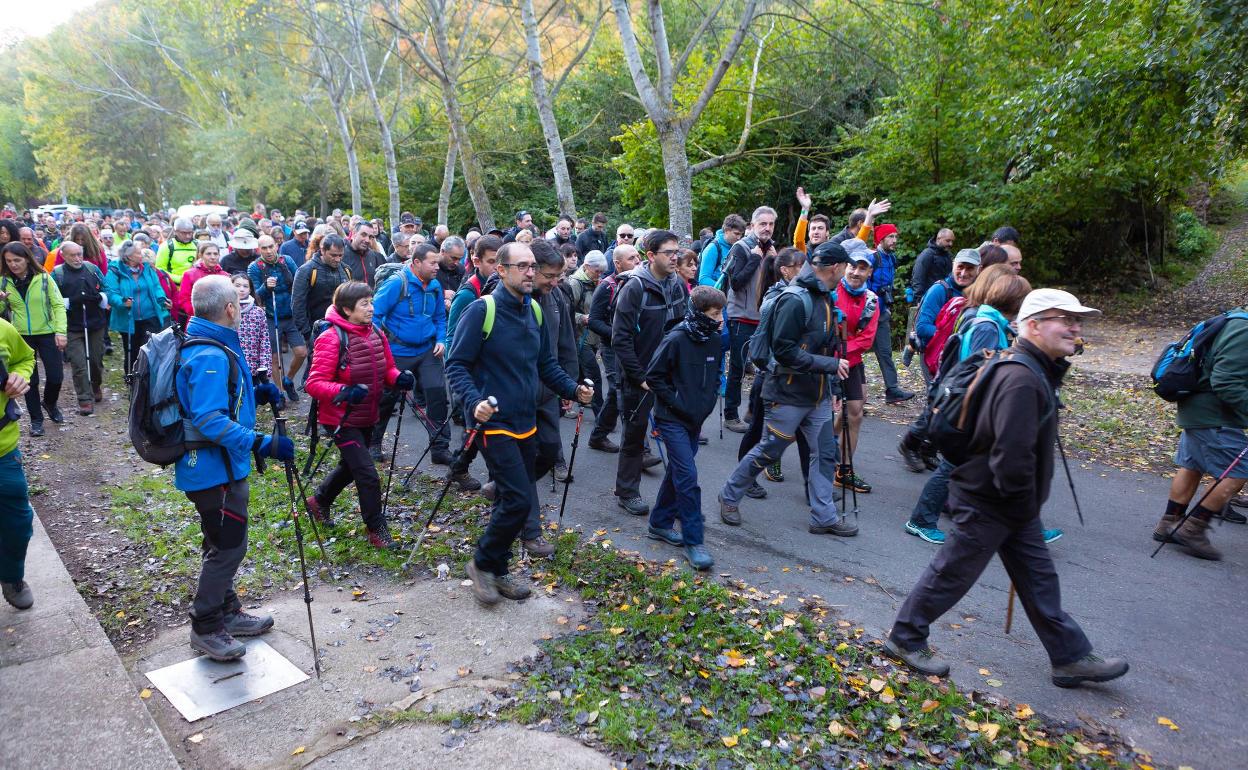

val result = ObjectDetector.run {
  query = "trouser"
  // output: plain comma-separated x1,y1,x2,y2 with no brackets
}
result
449,394,482,476
475,432,538,576
721,400,843,526
316,427,383,530
737,374,811,476
186,479,250,635
527,397,563,539
872,305,901,391
723,319,756,420
375,349,448,452
21,334,62,423
614,382,654,500
578,344,603,415
910,458,954,528
650,419,704,546
66,326,105,403
122,318,164,376
0,449,34,584
890,499,1092,665
590,348,621,441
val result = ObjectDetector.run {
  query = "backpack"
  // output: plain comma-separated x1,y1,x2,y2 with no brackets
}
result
1151,311,1248,402
128,327,239,467
928,348,1055,466
748,283,812,370
923,283,965,375
480,293,542,338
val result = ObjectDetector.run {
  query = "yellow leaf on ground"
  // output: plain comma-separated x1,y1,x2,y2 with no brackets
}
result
868,678,886,692
982,723,1001,741
827,721,845,737
556,616,569,624
834,642,849,653
721,735,738,748
1072,742,1093,755
701,706,712,717
887,714,902,731
1014,704,1034,719
1157,716,1180,731
608,627,625,635
978,668,991,676
139,688,151,699
879,686,895,704
291,746,306,756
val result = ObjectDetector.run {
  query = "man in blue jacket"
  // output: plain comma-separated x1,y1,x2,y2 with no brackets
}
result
279,221,310,265
695,214,747,287
371,244,450,463
176,275,291,661
250,234,306,402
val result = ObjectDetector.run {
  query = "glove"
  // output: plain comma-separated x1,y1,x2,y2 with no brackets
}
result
257,434,295,462
254,381,284,407
905,287,914,304
333,384,368,405
394,371,416,391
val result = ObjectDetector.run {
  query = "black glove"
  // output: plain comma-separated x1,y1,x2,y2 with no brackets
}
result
333,384,368,405
254,381,284,408
394,371,416,391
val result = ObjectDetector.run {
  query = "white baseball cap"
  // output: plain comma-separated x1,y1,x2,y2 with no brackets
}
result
1018,288,1102,321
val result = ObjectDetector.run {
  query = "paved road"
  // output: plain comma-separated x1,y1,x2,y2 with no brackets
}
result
388,403,1244,769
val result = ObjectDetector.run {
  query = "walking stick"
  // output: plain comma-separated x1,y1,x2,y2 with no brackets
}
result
558,381,592,524
1004,583,1016,634
1055,430,1084,526
839,394,860,520
1152,444,1248,557
275,416,322,679
266,401,331,565
380,387,408,519
399,400,454,489
82,303,93,396
269,289,284,384
402,396,495,569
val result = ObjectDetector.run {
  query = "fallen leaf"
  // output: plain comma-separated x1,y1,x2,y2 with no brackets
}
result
1157,716,1180,731
978,668,991,676
721,734,738,748
188,733,204,744
1072,741,1092,755
886,714,902,731
868,678,886,692
827,720,845,737
701,706,713,717
608,627,625,635
457,666,472,677
834,642,849,653
985,678,1003,687
1014,704,1034,719
139,688,151,699
879,685,895,704
115,610,126,619
982,722,1001,741
921,699,940,713
992,749,1013,765
291,746,306,756
556,616,569,625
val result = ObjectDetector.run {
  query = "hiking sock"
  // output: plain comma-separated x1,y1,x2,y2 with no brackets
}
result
1192,504,1219,523
1165,499,1186,519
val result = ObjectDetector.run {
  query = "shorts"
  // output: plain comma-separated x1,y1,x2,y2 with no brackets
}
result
1175,427,1248,479
270,316,306,348
842,363,866,402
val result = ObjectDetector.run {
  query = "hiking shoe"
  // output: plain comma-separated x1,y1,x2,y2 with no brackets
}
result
617,496,650,516
369,444,389,463
764,462,784,482
481,481,496,501
2,580,33,610
465,560,500,605
898,440,926,473
885,387,916,404
552,462,569,482
719,494,741,526
642,452,663,469
1216,504,1247,525
809,520,859,537
1174,516,1222,561
647,525,683,546
884,638,949,677
29,421,44,437
77,401,93,416
190,628,246,661
834,469,872,494
522,537,555,558
282,377,301,403
368,525,401,550
1042,528,1063,545
43,401,64,423
224,609,274,637
723,418,748,434
905,521,945,544
684,544,714,571
494,574,532,601
431,448,454,466
305,496,335,526
589,437,620,453
744,481,767,499
451,471,482,491
1051,653,1129,688
92,386,103,402
1152,512,1182,542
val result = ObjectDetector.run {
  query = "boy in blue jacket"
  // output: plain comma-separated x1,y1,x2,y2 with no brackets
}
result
250,234,306,402
644,286,726,569
176,275,290,661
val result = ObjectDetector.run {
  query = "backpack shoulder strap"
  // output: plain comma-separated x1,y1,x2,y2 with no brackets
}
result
180,338,241,419
336,327,349,370
309,267,317,287
482,294,496,339
531,300,543,326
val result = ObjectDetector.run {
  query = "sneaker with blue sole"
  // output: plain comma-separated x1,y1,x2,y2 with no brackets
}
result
1042,528,1063,544
646,525,683,546
904,520,946,544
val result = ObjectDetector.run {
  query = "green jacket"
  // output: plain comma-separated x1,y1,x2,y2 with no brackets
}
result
1177,310,1248,430
0,273,68,337
0,318,35,455
157,239,200,285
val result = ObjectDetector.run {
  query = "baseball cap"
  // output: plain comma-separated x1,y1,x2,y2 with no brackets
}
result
809,241,849,267
953,248,981,266
400,213,415,224
1017,289,1102,321
293,221,310,234
842,238,873,264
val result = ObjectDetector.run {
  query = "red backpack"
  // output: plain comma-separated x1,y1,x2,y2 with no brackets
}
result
923,286,966,376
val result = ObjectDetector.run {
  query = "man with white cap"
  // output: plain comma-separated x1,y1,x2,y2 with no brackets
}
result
885,288,1129,689
221,231,259,275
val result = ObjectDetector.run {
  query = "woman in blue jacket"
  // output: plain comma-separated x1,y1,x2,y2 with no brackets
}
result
105,240,172,374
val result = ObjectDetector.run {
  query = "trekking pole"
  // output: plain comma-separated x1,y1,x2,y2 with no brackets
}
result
1152,443,1248,557
307,394,361,480
558,380,592,524
82,302,92,395
1054,431,1084,526
266,400,331,564
399,403,454,489
380,387,408,519
269,289,284,384
275,415,322,679
648,412,667,473
403,396,496,569
839,393,859,519
1004,583,1016,634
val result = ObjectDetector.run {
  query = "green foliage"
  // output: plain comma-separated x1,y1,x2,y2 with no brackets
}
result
1172,208,1217,263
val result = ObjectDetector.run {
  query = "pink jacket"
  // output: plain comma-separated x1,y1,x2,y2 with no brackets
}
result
305,305,400,428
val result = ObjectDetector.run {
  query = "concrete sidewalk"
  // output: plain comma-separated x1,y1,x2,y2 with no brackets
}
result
0,512,178,770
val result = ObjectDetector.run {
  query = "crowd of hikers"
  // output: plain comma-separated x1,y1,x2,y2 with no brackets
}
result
0,195,1244,689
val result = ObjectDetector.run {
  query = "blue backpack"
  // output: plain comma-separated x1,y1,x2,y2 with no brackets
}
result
1151,311,1248,402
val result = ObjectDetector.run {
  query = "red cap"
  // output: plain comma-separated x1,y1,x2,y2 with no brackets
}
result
874,223,898,242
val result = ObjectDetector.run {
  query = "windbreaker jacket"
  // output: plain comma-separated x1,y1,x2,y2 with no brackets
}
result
249,255,299,321
291,254,352,336
0,273,67,337
52,262,108,331
0,319,34,456
834,283,879,368
645,321,723,431
372,266,445,357
305,305,400,428
103,260,170,334
157,238,200,285
175,261,227,323
761,270,844,407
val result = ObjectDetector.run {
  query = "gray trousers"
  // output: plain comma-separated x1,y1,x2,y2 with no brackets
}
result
871,306,901,391
66,326,105,403
186,479,250,634
721,400,844,526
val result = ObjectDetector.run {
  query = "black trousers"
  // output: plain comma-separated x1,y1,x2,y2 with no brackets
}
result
375,349,449,452
186,480,249,634
122,318,165,376
475,432,537,576
614,382,653,500
22,334,62,424
590,348,621,441
890,499,1092,666
316,427,383,530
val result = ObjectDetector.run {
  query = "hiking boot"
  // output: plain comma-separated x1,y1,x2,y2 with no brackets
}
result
723,418,748,434
810,519,859,537
646,525,683,546
431,448,454,466
282,377,301,403
884,638,949,677
1174,516,1222,560
1042,528,1064,545
42,401,64,423
522,537,555,558
2,580,33,610
1152,512,1182,542
481,481,496,501
369,444,389,463
92,386,103,402
905,520,945,544
684,544,714,571
617,496,649,516
764,462,784,482
1051,653,1129,688
465,560,500,605
744,481,767,499
77,401,93,416
589,437,619,453
552,462,569,482
451,471,482,492
835,469,872,493
885,387,916,404
190,628,246,661
368,524,401,550
29,421,44,437
494,574,532,601
719,494,741,526
224,609,274,637
642,451,662,469
898,440,926,473
305,496,335,526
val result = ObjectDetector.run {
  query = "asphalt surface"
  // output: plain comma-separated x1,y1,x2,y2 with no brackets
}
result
386,399,1245,769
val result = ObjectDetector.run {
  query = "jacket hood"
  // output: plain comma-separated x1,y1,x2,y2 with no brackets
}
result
570,267,595,286
976,303,1010,334
796,268,832,296
194,260,224,273
635,262,678,292
926,238,950,256
325,304,373,336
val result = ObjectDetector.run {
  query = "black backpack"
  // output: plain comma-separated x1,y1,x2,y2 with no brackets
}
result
928,348,1054,466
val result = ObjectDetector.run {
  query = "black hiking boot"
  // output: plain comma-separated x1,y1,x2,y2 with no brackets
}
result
190,628,246,661
1051,653,1129,688
2,580,33,610
224,609,274,637
884,638,949,677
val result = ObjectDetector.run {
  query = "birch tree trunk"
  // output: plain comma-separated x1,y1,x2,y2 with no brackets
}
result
520,0,575,217
438,135,458,225
347,5,401,228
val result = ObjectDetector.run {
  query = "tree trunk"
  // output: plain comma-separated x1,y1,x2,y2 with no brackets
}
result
438,135,458,225
442,90,494,231
225,173,238,209
520,0,576,217
331,103,362,215
657,125,692,238
350,10,401,230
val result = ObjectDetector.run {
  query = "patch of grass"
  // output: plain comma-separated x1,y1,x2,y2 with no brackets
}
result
1061,370,1179,475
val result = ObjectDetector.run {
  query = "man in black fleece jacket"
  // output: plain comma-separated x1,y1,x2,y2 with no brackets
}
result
610,231,690,516
586,245,641,453
886,289,1129,689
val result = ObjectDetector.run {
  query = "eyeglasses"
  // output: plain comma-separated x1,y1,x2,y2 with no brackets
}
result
502,261,537,273
654,248,679,257
618,233,634,239
1032,314,1081,328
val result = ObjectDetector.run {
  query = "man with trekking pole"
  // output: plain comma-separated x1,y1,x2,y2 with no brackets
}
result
51,241,107,416
885,289,1129,688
